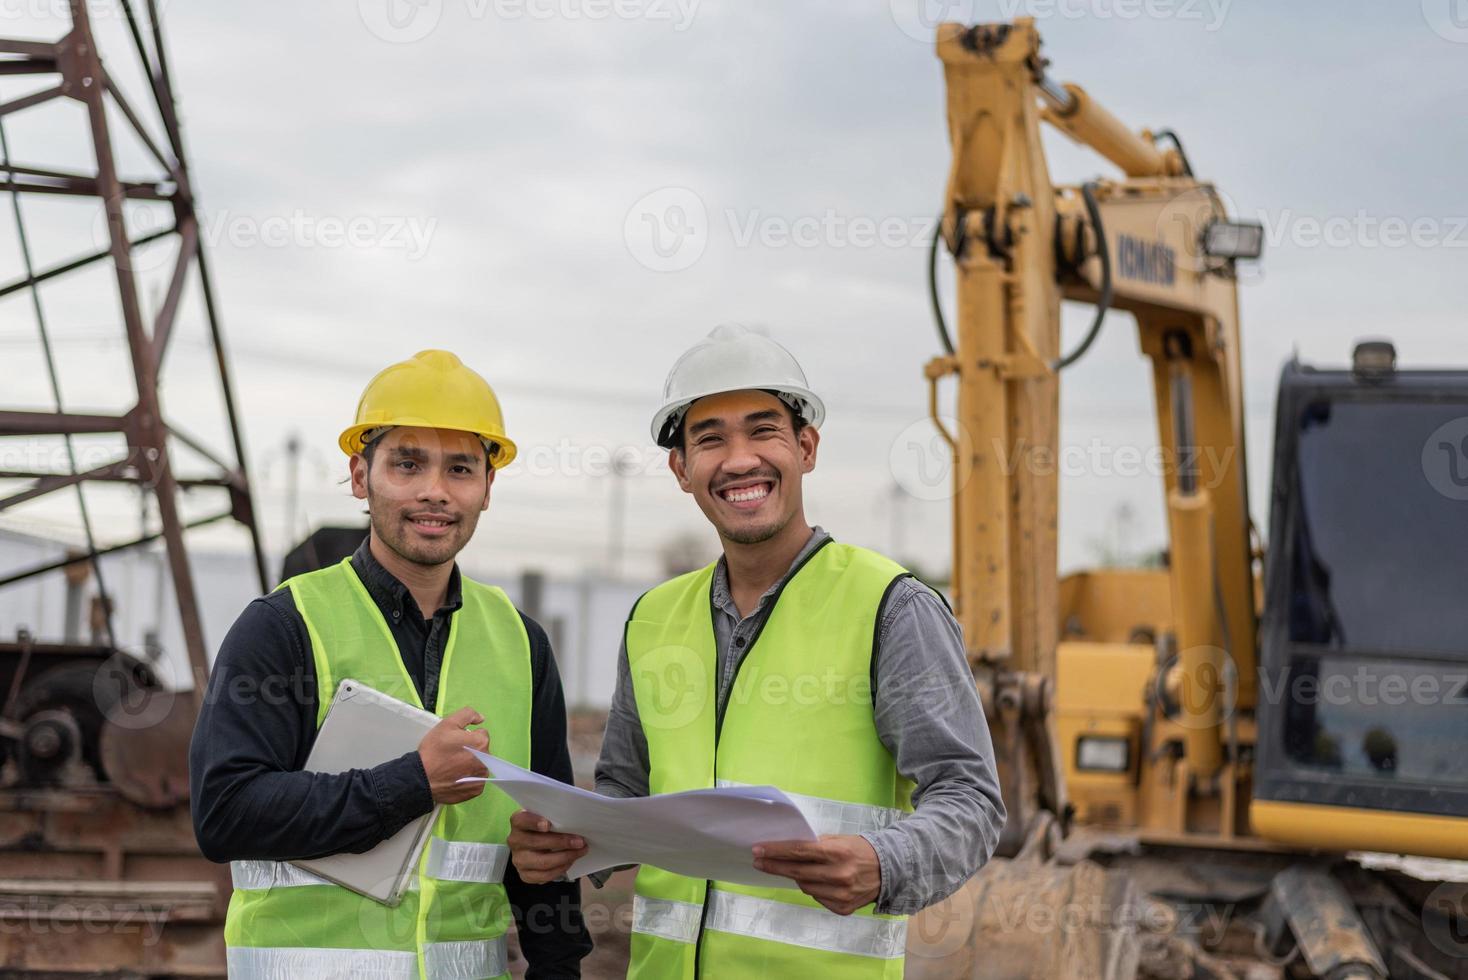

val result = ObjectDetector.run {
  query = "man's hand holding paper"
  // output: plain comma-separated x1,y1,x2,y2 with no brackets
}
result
466,749,817,889
506,810,587,884
752,835,883,916
418,705,491,805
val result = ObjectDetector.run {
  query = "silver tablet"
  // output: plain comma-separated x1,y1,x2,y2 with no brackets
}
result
289,679,442,906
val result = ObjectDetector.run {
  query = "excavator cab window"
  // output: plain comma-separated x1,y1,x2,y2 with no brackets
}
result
1256,365,1468,818
1287,397,1468,652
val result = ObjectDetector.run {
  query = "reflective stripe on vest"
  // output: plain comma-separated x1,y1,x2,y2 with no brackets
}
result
715,779,905,837
632,894,703,943
230,840,510,892
226,936,508,980
422,839,511,884
228,945,415,980
707,890,907,960
632,891,907,960
231,860,331,891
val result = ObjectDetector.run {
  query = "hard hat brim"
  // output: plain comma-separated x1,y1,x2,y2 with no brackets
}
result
339,421,518,469
650,384,825,449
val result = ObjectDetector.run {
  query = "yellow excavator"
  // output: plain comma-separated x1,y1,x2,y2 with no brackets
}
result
907,19,1468,980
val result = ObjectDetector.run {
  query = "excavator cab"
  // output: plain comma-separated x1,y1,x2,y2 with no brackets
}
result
1252,341,1468,857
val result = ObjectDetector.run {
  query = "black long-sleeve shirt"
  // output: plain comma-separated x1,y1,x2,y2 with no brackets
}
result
189,540,591,978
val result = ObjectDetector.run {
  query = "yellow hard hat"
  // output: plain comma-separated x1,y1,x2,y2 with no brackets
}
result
338,350,517,468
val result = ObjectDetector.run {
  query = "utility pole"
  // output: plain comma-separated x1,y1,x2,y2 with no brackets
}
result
606,449,638,578
888,479,907,564
284,431,302,546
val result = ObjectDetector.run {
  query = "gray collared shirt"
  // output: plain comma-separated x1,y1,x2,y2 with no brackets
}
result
594,527,1006,916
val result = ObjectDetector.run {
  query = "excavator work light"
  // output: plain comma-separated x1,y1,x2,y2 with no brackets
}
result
1076,736,1130,773
1202,219,1265,260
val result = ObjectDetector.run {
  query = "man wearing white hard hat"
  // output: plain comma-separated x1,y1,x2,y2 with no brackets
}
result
507,325,1006,978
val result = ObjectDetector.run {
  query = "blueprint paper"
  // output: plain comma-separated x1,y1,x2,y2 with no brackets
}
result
461,749,816,887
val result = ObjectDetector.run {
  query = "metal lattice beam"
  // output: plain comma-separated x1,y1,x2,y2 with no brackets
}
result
0,0,267,705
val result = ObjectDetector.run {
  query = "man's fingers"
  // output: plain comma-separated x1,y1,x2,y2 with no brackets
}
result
506,807,588,881
753,857,841,884
518,862,577,885
456,747,489,773
777,878,866,915
507,829,586,852
807,892,861,916
512,846,587,872
509,810,545,830
506,810,587,850
446,728,487,749
509,810,559,833
441,787,484,805
753,840,829,862
443,705,484,728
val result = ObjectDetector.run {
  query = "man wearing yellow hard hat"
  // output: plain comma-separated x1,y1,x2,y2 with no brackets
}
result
190,350,592,978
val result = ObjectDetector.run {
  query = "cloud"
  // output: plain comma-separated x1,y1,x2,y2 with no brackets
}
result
2,0,1466,590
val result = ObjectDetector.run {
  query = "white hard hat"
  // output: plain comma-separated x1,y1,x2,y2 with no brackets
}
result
651,324,825,449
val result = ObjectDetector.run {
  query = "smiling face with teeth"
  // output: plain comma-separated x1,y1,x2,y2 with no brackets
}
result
349,425,493,572
669,389,818,548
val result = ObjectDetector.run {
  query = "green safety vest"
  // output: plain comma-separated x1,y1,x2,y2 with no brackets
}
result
626,539,916,979
223,558,531,980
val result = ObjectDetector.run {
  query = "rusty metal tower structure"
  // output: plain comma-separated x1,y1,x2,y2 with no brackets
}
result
0,0,267,702
0,3,264,973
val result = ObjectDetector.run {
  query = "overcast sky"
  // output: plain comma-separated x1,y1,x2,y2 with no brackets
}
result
2,0,1466,591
